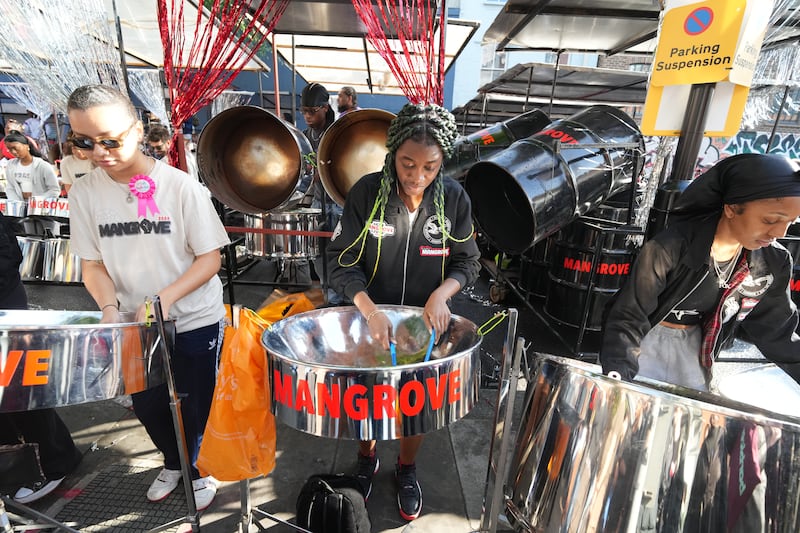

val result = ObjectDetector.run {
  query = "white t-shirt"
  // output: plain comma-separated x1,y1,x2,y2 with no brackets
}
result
60,155,94,185
69,159,230,332
11,164,32,193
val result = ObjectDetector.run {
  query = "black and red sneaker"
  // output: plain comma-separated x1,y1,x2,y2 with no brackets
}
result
355,452,379,500
395,460,422,520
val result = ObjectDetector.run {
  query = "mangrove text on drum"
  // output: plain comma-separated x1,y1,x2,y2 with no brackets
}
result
1,350,51,386
539,128,580,145
273,369,463,419
562,256,631,276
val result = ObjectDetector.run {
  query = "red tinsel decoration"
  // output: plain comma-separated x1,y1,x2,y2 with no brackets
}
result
157,0,289,169
351,0,446,105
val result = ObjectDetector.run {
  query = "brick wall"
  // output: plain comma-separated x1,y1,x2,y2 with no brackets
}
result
598,55,652,71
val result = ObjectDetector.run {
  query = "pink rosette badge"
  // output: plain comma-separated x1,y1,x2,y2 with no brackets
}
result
129,175,160,218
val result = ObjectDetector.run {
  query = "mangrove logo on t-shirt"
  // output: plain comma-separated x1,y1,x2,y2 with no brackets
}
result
98,218,171,237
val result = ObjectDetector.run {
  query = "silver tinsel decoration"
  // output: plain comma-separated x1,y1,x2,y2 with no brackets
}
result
0,79,53,122
129,69,169,126
211,91,254,117
0,0,125,113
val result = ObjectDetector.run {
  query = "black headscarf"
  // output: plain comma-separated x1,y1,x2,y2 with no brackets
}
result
671,153,800,221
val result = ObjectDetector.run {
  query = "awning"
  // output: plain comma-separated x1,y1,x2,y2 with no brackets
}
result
452,62,648,132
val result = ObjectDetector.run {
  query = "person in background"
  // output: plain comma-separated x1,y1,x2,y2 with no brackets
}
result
146,124,172,160
67,84,229,511
327,103,480,520
59,131,95,195
23,112,44,147
0,211,82,504
298,83,340,297
601,154,800,391
4,132,60,200
1,119,41,160
337,86,360,116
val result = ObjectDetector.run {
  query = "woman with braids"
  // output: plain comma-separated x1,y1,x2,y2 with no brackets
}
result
327,103,480,521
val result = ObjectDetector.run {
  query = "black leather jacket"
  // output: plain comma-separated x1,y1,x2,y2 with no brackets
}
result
600,215,800,384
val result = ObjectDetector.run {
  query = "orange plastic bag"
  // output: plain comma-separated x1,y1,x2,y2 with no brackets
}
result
256,292,315,322
197,294,315,481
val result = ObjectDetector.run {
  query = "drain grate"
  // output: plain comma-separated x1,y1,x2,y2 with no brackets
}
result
56,464,190,532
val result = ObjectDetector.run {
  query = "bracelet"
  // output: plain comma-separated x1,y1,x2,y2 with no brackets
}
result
101,303,118,312
365,309,384,324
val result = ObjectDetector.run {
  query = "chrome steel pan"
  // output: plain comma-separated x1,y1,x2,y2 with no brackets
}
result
0,310,170,412
506,354,800,533
243,208,321,259
317,108,395,207
263,305,481,440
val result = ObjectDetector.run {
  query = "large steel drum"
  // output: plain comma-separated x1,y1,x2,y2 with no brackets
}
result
243,208,321,259
0,310,169,412
465,105,643,254
263,305,481,440
506,354,800,533
317,109,396,207
197,105,313,213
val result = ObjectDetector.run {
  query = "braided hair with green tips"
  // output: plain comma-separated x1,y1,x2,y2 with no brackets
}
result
337,103,474,284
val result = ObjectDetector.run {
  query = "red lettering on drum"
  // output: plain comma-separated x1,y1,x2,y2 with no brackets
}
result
343,384,368,420
399,381,425,416
541,129,579,144
0,350,24,386
426,375,448,410
373,384,396,419
295,380,314,412
273,370,294,408
273,370,465,420
317,382,340,417
791,278,800,292
22,350,50,386
480,133,496,145
563,256,631,276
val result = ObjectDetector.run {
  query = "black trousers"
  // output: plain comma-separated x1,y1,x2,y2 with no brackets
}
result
0,280,82,480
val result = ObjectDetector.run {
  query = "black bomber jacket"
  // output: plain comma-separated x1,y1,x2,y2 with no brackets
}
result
326,172,480,307
600,215,800,385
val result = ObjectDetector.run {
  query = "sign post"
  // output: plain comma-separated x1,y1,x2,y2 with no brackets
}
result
641,0,773,180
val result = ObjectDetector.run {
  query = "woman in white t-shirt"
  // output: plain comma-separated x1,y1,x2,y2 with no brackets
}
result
59,133,95,195
4,132,60,200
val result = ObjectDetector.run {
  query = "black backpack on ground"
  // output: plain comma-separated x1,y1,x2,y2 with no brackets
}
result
296,474,371,533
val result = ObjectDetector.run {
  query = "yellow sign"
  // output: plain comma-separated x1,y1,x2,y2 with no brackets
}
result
651,0,746,86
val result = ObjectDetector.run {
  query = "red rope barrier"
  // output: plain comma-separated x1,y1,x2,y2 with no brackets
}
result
225,226,334,239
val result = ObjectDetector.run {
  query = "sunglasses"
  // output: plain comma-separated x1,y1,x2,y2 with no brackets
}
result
300,106,324,115
71,121,137,151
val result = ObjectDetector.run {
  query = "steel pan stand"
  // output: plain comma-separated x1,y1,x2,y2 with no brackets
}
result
477,310,524,533
144,296,200,533
237,478,311,532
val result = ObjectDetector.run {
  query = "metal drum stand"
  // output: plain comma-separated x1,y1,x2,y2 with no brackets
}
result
145,296,199,533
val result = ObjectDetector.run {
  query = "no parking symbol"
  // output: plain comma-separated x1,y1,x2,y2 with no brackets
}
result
684,7,714,35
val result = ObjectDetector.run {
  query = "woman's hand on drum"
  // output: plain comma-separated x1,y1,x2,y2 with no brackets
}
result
423,294,450,344
100,305,121,324
367,310,393,350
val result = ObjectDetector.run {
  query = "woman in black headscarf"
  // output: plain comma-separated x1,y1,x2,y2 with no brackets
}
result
601,153,800,390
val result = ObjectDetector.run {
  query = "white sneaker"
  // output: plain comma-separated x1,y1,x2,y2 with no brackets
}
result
13,477,65,503
147,468,182,502
192,476,218,511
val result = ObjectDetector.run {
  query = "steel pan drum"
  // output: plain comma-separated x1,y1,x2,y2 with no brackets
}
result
0,310,169,412
317,109,396,207
718,364,800,419
244,208,321,259
263,305,482,440
27,196,69,218
507,354,800,532
197,105,312,213
0,199,27,217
